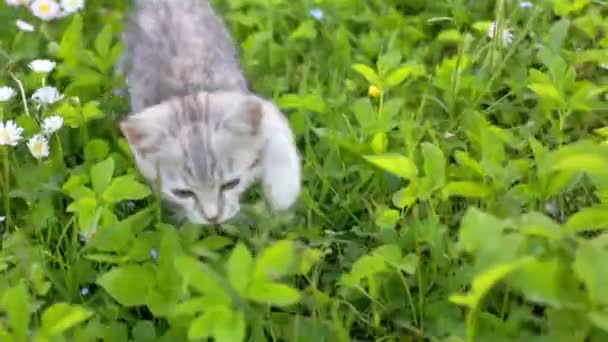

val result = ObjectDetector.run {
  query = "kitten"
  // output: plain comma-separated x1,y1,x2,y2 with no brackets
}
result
116,0,301,224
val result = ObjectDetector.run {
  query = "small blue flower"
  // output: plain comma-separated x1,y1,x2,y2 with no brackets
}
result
309,8,324,21
80,287,90,296
150,249,159,261
520,1,533,8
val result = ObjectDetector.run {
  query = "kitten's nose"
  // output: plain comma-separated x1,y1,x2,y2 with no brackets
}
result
201,203,220,223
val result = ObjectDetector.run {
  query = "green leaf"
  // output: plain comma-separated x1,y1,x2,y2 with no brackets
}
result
588,310,608,332
188,306,246,342
528,82,564,104
90,157,115,196
94,24,113,57
188,306,227,340
351,64,381,85
345,254,387,284
374,208,400,230
41,303,93,336
454,151,484,177
376,51,402,76
370,132,388,154
401,253,418,275
215,309,246,342
1,282,30,342
548,141,608,175
289,20,317,40
458,207,511,259
442,181,492,199
102,176,152,204
227,243,253,296
174,256,231,304
191,235,233,256
392,184,418,208
58,14,83,61
449,257,533,308
421,142,446,188
552,0,589,17
384,64,426,89
573,241,608,305
507,259,570,307
82,101,104,122
372,244,402,267
546,170,579,197
84,139,110,163
253,240,296,280
66,197,100,238
566,206,608,233
246,281,301,307
299,248,323,275
131,321,157,341
96,264,154,307
276,93,326,113
518,212,562,239
352,98,376,129
363,153,418,180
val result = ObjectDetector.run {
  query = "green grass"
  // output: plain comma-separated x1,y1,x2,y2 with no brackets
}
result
1,0,608,341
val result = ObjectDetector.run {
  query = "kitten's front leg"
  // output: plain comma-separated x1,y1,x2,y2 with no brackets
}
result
260,110,302,211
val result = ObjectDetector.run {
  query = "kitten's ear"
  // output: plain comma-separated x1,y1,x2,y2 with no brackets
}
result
221,96,264,136
119,107,172,159
260,107,302,211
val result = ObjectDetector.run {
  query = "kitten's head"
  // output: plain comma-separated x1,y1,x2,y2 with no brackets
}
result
119,91,301,224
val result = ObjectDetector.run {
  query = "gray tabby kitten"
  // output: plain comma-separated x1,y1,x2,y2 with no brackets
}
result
116,0,301,224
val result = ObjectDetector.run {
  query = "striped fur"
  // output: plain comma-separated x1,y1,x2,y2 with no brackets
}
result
118,0,301,224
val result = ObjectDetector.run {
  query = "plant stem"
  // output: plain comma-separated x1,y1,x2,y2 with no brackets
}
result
3,147,11,228
55,134,66,171
397,271,419,328
9,70,30,117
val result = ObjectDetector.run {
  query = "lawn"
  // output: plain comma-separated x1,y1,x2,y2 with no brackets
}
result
0,0,607,341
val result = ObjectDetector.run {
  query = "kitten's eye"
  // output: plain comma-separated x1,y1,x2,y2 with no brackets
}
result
220,178,240,191
172,189,196,199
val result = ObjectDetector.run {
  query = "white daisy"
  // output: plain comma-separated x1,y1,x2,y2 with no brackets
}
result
520,1,533,8
28,59,56,73
488,21,514,46
27,134,50,159
60,0,84,13
6,0,30,6
0,120,24,146
16,19,36,32
29,0,60,21
0,87,17,102
0,216,5,222
41,115,63,134
31,86,63,104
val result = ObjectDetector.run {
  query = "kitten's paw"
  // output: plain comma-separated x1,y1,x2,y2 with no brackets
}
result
264,167,301,211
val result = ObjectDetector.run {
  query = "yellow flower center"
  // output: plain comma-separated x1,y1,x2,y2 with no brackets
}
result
39,4,50,14
1,130,10,142
33,142,43,154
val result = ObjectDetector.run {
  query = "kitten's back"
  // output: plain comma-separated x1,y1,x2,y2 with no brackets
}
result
121,0,249,112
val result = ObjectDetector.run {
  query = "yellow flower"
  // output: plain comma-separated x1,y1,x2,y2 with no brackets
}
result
368,85,382,98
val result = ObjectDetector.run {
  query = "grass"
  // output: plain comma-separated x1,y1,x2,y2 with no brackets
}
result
0,0,608,341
